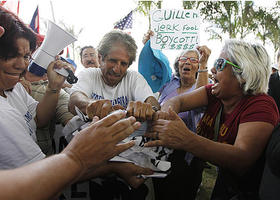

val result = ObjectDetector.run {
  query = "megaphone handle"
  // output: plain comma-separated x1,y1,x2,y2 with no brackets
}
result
54,67,78,84
65,68,78,84
58,57,78,84
54,67,69,77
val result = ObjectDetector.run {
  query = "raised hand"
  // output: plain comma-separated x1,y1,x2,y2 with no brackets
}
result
63,110,141,171
196,45,211,67
47,59,72,91
142,30,154,45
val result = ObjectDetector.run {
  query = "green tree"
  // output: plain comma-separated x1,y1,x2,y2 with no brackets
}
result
136,0,162,29
253,4,280,57
182,0,198,9
267,19,280,58
198,1,257,40
182,1,256,40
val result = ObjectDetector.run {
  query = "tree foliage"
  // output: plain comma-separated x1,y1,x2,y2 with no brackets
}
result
253,4,280,55
190,1,257,40
183,1,280,55
136,0,162,29
137,1,280,55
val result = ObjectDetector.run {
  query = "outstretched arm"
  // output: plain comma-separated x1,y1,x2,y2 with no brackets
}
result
146,108,274,174
161,86,208,113
0,110,141,200
0,154,82,200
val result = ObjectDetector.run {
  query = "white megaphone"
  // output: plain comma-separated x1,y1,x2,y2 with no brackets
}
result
28,20,77,82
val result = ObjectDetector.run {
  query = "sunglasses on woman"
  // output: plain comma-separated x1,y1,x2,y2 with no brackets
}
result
214,58,242,73
179,56,199,64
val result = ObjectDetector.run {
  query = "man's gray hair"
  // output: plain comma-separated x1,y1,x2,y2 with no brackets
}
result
223,39,271,95
97,30,137,66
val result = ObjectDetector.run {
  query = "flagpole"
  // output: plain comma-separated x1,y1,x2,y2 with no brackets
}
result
49,0,56,23
17,0,19,15
149,11,151,30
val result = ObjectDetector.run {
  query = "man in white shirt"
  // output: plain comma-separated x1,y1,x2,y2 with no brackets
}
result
69,30,160,120
68,30,160,200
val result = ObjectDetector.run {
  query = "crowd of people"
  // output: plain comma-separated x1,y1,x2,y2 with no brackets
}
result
0,5,280,200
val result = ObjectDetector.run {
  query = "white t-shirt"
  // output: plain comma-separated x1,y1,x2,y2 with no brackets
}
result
0,83,45,169
72,68,154,107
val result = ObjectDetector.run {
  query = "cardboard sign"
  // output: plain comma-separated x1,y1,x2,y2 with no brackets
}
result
151,9,200,50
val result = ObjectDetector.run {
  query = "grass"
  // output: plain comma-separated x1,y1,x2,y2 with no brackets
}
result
196,163,218,200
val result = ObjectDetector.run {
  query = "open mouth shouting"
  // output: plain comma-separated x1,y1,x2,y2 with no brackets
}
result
183,67,191,72
211,76,219,95
181,66,191,75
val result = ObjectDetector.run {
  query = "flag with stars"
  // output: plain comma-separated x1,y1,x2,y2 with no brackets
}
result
114,11,133,30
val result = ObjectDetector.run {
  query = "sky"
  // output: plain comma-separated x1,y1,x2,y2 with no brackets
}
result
6,0,277,73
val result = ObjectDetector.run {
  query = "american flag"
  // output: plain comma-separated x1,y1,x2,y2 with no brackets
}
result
30,6,39,33
114,11,133,30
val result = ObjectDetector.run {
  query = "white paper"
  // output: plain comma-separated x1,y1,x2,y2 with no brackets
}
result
150,9,200,50
63,114,172,174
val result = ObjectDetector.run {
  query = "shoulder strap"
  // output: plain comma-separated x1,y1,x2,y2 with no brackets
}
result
214,106,223,142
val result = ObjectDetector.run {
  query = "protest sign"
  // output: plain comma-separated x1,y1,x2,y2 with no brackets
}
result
150,9,200,50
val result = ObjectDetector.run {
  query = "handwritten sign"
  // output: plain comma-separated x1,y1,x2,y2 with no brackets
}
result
150,9,200,50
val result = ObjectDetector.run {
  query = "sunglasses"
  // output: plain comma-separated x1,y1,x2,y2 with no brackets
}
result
214,58,242,73
179,56,199,64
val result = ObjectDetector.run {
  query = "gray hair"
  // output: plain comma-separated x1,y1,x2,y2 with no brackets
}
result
174,49,200,77
223,39,271,95
97,30,137,66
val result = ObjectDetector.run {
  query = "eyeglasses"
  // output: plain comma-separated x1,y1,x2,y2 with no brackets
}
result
214,58,242,73
178,56,199,64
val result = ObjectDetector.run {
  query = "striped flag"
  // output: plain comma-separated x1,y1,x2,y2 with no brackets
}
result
30,6,39,33
66,47,70,58
114,11,133,31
